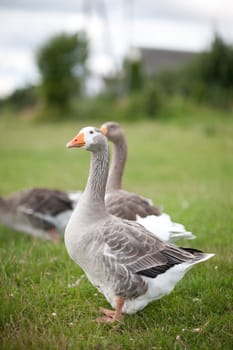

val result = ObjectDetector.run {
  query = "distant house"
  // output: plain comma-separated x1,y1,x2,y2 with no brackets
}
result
139,47,198,76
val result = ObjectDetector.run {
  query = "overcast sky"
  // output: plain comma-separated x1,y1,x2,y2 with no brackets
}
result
0,0,233,97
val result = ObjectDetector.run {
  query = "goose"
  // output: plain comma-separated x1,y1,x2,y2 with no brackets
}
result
0,188,82,241
65,126,214,323
100,121,195,242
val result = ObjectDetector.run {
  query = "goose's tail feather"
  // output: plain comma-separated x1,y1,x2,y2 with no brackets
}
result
181,248,215,265
136,213,196,242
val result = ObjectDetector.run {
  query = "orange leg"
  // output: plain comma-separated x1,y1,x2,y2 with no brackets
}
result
49,228,60,243
96,297,124,323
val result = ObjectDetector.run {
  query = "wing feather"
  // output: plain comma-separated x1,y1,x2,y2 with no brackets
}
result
92,216,200,298
102,217,196,278
106,189,161,220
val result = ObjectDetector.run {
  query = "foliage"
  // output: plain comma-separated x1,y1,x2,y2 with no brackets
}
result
69,88,162,122
143,82,163,117
0,116,233,349
197,34,233,89
101,34,233,120
36,32,89,109
1,34,232,122
157,34,233,109
123,52,145,93
102,50,145,99
0,85,37,111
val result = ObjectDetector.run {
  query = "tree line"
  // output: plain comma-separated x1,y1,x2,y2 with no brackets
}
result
1,32,232,121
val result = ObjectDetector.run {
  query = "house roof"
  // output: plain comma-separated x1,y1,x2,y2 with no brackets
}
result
140,47,198,75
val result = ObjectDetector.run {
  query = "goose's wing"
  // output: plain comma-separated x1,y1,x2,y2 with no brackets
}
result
7,188,74,231
106,189,161,220
16,188,74,215
102,217,195,278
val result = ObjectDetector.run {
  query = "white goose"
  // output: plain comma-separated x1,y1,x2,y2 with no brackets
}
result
65,126,214,323
100,121,195,242
0,188,81,241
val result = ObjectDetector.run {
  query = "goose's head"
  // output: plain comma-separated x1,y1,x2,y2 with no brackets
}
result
100,122,124,143
66,126,106,152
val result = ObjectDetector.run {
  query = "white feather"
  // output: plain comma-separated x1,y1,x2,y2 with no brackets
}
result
105,253,214,314
136,213,196,242
67,191,83,205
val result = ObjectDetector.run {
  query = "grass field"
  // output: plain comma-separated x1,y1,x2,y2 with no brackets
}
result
0,115,233,349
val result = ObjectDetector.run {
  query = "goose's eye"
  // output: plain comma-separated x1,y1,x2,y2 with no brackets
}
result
90,130,94,134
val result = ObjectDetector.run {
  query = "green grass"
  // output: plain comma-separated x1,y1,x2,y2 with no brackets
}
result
0,114,233,349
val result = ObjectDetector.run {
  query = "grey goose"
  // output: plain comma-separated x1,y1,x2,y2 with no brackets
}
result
64,126,214,323
0,188,81,240
100,121,195,242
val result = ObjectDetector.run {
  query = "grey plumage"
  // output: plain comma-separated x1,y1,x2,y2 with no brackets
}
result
65,126,214,319
101,121,195,242
0,188,81,239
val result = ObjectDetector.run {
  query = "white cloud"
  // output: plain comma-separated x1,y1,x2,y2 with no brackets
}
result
0,9,87,96
0,9,86,49
0,48,39,96
132,19,213,51
174,0,233,23
0,0,83,12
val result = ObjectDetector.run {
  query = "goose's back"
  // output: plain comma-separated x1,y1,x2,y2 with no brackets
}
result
105,189,161,220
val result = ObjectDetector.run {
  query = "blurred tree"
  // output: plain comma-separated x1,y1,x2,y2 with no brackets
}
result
123,51,145,93
157,34,233,108
198,34,233,89
187,34,233,107
36,32,89,109
144,83,162,117
0,85,37,110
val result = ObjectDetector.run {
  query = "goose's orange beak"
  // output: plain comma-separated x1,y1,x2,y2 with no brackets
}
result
100,125,107,136
66,132,85,148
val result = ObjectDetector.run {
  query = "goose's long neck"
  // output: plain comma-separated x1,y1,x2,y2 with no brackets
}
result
82,144,110,215
106,135,127,192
